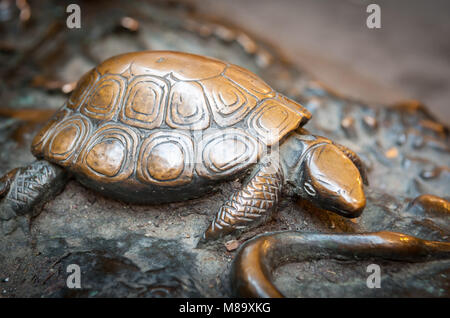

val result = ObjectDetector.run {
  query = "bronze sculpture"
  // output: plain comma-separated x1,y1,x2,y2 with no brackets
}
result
0,51,367,240
0,0,449,298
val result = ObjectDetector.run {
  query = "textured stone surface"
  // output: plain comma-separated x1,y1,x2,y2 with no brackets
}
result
0,1,449,297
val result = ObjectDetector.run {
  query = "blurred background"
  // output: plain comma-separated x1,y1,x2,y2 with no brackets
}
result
194,0,450,123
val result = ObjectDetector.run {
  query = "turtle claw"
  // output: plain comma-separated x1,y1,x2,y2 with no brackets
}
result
202,223,233,241
195,227,228,248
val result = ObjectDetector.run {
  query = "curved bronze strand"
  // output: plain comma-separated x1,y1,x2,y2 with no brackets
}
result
230,231,450,297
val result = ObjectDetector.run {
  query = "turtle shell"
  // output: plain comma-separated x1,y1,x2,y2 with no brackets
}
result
31,51,310,202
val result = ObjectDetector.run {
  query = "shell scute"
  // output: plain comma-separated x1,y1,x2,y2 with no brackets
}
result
31,108,70,157
275,95,311,125
137,131,194,186
43,113,92,167
120,75,169,129
67,69,99,110
247,97,309,146
97,51,226,81
196,128,260,179
201,76,257,127
166,81,210,130
224,65,275,99
80,74,126,121
76,124,138,182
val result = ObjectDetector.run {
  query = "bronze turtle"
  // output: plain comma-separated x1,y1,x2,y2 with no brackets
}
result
0,51,367,240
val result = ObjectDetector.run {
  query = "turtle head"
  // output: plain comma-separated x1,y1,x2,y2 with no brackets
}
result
295,139,366,218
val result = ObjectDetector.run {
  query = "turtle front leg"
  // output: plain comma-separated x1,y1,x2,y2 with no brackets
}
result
203,158,283,241
0,160,69,235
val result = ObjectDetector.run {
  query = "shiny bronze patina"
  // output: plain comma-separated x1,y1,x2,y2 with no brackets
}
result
1,1,449,297
0,51,367,239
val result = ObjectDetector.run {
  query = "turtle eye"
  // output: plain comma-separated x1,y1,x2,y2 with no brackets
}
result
304,181,317,197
